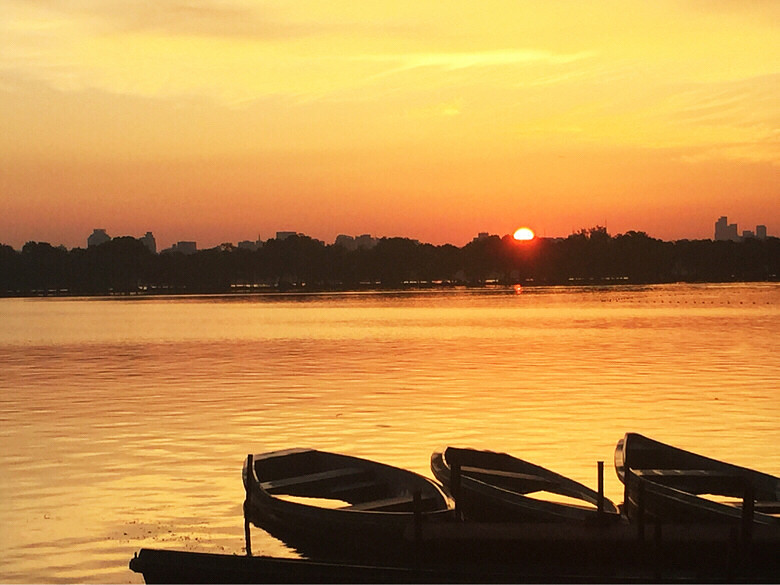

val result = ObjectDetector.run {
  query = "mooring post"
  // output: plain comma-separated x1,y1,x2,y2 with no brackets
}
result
244,453,253,557
451,452,462,521
597,460,605,519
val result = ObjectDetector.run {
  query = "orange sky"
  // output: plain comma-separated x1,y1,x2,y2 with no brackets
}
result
1,1,778,249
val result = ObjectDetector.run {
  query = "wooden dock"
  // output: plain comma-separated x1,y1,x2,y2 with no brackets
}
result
404,520,780,582
131,520,779,583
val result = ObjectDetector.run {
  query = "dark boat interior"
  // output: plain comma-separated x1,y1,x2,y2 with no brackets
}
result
253,449,446,512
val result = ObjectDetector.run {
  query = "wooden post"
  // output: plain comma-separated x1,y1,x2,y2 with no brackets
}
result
451,452,462,521
597,461,604,518
244,454,253,557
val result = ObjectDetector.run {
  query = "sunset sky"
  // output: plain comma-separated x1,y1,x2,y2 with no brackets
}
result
1,1,778,249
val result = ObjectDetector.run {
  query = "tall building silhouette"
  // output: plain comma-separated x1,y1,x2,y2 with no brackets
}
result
140,232,156,254
714,216,738,241
756,225,767,240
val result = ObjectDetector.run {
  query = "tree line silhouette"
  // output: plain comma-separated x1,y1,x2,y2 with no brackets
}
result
1,227,778,296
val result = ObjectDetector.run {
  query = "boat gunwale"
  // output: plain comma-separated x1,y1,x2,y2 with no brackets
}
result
615,432,780,525
244,448,452,520
432,446,620,519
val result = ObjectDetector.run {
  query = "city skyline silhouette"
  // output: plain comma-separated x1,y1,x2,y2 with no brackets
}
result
2,213,776,255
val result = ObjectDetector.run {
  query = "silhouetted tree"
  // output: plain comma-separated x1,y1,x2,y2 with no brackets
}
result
462,235,503,283
0,244,20,293
85,237,154,293
20,241,68,293
367,238,421,286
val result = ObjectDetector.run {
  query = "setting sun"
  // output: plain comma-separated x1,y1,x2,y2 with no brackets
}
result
513,228,535,241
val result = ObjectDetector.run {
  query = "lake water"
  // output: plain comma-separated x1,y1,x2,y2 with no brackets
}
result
0,283,778,583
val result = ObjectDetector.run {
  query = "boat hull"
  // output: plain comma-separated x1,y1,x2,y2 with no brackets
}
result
243,448,452,563
615,433,780,525
431,446,619,522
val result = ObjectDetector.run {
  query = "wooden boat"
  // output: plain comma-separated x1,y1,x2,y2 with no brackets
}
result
242,448,452,563
430,446,619,522
615,432,780,525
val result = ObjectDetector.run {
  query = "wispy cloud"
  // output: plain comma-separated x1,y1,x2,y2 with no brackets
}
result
360,49,595,79
662,75,779,126
679,140,780,166
666,76,780,165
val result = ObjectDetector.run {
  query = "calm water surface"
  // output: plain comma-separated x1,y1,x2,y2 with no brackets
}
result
0,284,778,582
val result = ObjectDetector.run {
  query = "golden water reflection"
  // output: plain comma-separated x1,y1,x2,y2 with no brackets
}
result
0,284,778,582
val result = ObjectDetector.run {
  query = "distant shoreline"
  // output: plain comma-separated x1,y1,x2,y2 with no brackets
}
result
3,278,778,300
3,232,778,298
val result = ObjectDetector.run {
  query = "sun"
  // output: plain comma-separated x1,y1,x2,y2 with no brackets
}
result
513,227,535,241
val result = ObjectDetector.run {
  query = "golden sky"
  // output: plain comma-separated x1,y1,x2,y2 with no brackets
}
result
1,0,778,248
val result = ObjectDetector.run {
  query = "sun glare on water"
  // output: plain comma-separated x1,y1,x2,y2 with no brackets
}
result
513,227,535,241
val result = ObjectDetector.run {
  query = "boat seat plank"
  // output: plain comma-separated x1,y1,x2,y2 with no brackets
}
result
461,466,557,485
261,468,368,493
634,469,749,495
725,501,780,514
755,502,780,514
344,495,439,512
460,466,558,493
634,469,740,478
